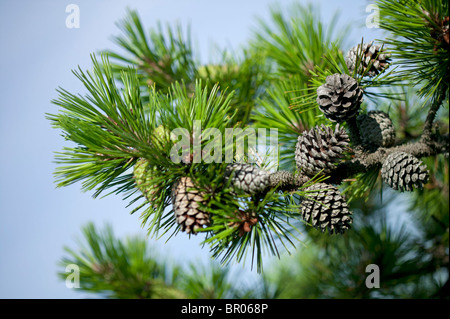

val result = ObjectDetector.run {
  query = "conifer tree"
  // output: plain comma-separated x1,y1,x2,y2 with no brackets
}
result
52,0,448,294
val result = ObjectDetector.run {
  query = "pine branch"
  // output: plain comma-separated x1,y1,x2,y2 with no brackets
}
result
252,3,349,80
50,1,449,274
284,134,448,188
376,0,449,100
59,222,187,299
104,9,197,94
197,48,269,126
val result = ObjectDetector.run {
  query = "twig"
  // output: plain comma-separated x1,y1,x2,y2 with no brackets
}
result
422,88,447,141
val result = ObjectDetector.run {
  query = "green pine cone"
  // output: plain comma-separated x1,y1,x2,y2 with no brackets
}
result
133,158,161,205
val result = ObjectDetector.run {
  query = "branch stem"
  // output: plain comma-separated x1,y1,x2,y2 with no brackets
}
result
422,88,447,141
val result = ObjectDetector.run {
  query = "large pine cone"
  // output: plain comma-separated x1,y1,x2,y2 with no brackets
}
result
295,124,350,177
225,163,270,194
316,73,363,122
301,183,352,234
381,152,429,192
171,177,210,234
345,41,391,77
134,158,161,205
357,111,396,148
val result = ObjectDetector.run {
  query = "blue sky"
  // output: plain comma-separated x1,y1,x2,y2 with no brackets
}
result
0,0,384,298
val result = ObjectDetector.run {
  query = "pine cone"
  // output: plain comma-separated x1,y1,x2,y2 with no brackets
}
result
295,124,350,177
357,111,396,148
134,158,161,205
269,171,295,191
153,124,169,142
225,163,270,194
228,210,259,237
301,183,352,234
316,73,363,122
381,152,429,192
171,176,210,234
345,41,391,77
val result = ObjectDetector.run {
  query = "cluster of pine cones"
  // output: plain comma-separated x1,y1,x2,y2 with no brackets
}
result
132,41,430,236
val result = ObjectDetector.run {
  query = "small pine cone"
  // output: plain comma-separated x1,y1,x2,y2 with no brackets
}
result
153,124,169,142
345,41,391,77
381,152,429,192
225,163,270,194
228,210,259,237
295,124,350,177
269,171,295,191
357,111,396,148
134,158,161,205
316,73,363,123
171,177,210,234
301,183,352,234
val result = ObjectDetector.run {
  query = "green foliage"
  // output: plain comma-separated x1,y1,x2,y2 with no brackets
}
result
252,77,325,172
204,189,304,273
306,42,401,105
105,9,197,95
59,223,288,299
251,3,346,128
197,48,270,125
180,263,239,299
48,55,151,197
52,0,449,296
264,192,447,298
105,9,269,125
409,153,449,240
49,53,308,271
252,3,347,80
59,223,186,298
60,223,279,299
377,0,449,102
